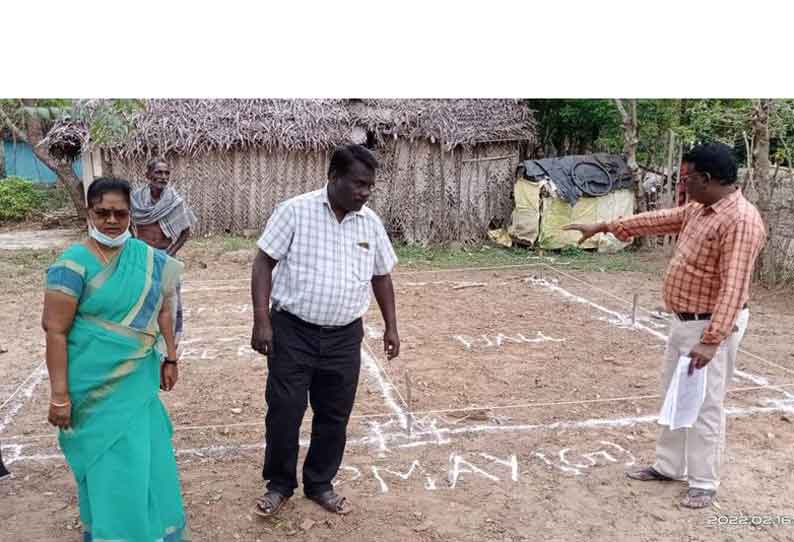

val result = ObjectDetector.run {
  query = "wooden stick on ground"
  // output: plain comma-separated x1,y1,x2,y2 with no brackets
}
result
405,371,413,437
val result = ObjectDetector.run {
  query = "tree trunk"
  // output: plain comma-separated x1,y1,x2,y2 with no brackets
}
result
752,100,771,208
614,99,644,245
16,100,87,219
751,99,780,285
30,145,86,219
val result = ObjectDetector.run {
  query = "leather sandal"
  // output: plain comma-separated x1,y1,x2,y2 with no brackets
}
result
254,490,289,517
625,465,676,482
307,490,353,515
681,488,717,509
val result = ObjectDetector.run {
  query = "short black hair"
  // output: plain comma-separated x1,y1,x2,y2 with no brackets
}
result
86,177,132,207
146,156,168,174
683,143,738,185
328,144,378,178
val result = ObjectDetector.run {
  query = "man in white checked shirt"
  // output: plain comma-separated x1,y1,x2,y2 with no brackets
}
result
250,144,400,517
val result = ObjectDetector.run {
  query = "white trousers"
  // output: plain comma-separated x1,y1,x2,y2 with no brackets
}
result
653,309,749,491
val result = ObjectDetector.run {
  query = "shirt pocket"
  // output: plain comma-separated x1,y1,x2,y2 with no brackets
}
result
680,223,719,273
350,240,376,283
696,229,721,273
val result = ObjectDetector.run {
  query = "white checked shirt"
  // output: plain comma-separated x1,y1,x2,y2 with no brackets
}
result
257,186,398,326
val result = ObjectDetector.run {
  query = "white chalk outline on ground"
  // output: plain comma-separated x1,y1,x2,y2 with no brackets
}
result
178,263,549,290
530,267,794,403
0,362,47,433
137,264,794,418
181,261,793,379
8,398,794,467
544,263,794,378
6,265,786,426
363,264,794,449
525,274,794,403
5,380,794,444
360,338,408,429
6,263,794,465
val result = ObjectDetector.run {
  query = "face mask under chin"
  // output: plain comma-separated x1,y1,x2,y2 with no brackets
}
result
88,220,132,248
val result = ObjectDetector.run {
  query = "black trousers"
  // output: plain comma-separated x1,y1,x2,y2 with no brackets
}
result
262,310,362,498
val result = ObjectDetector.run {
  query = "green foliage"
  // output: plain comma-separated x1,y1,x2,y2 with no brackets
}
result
0,99,73,131
559,245,586,258
529,99,623,156
671,99,794,165
529,99,690,165
37,184,74,212
0,177,44,221
526,99,794,167
72,99,145,146
675,99,752,147
633,100,686,164
22,105,70,122
1,98,144,147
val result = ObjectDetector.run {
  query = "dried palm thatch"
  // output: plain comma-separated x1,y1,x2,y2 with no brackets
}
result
44,99,536,159
353,99,536,149
114,99,356,158
110,139,521,242
44,99,536,243
42,118,89,161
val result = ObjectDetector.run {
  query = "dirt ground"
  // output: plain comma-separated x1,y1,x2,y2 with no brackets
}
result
2,236,794,542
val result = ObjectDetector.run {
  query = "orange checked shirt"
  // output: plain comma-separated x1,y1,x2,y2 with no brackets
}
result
606,189,766,345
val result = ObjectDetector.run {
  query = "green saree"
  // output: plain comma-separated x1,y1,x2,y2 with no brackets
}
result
46,238,188,542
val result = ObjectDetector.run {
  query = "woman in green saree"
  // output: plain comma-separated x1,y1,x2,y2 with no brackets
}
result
42,177,188,542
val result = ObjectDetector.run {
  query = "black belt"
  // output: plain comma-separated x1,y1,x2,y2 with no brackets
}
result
675,303,748,322
274,309,360,331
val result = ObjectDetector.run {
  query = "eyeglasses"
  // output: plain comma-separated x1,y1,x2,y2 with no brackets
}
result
91,208,130,220
681,171,711,183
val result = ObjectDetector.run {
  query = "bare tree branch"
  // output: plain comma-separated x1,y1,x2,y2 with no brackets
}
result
0,107,30,144
613,99,628,121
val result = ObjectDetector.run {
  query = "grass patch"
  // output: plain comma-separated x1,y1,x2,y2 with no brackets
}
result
184,236,663,274
188,235,255,254
394,242,662,274
173,234,669,278
221,236,255,252
37,184,74,213
0,248,59,290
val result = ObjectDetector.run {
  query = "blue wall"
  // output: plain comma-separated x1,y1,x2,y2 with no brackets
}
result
2,139,83,184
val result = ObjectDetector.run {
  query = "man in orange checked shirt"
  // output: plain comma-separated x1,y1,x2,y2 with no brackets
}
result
565,143,766,509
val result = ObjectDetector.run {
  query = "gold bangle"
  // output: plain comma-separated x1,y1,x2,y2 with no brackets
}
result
50,399,71,408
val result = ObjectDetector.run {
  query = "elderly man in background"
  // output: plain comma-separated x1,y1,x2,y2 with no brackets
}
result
131,157,197,341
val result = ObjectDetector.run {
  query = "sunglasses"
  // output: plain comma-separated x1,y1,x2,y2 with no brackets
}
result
91,208,130,220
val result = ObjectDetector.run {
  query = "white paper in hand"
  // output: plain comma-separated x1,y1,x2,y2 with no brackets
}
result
658,355,708,430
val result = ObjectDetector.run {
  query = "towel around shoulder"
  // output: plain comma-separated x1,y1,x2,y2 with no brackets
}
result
131,186,197,242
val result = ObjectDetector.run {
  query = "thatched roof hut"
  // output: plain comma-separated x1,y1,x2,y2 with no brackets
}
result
47,99,537,243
